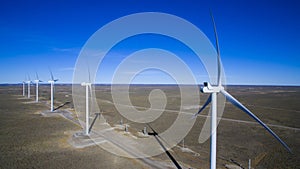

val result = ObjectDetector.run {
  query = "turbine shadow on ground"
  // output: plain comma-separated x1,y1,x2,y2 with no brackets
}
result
53,101,71,111
147,124,182,169
89,113,101,133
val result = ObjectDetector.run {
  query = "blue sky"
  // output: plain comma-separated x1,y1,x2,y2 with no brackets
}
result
0,0,299,85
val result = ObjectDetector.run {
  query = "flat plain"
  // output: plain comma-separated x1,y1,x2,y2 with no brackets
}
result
0,85,299,169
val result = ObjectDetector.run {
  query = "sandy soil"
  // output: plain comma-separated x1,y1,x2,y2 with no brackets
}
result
0,85,299,169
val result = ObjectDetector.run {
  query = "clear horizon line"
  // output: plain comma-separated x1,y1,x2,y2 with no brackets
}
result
1,82,300,87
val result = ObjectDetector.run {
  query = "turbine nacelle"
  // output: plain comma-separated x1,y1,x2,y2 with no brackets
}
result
201,82,224,93
81,82,91,86
34,80,42,83
48,79,58,83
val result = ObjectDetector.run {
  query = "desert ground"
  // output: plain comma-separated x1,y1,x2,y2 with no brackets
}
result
0,84,299,169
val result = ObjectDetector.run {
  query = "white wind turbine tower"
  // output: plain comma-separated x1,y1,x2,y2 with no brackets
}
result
27,75,32,98
81,69,92,135
22,76,26,96
48,70,58,112
193,13,291,169
34,72,42,102
22,81,25,96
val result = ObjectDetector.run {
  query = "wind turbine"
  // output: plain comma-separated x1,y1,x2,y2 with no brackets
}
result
193,13,291,169
81,68,92,135
27,75,32,98
34,72,42,102
48,70,58,112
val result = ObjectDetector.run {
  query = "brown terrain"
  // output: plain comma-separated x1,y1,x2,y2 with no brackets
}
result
0,84,299,169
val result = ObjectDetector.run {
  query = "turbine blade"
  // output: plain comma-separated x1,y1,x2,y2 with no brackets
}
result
88,84,93,112
88,84,93,98
36,72,39,80
192,94,212,119
88,66,91,83
49,68,54,81
220,90,292,153
210,11,221,86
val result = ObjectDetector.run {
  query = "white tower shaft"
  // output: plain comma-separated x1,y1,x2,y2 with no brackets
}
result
27,82,30,98
210,92,217,169
85,85,89,135
50,82,54,111
23,83,25,96
248,159,251,169
36,82,39,102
